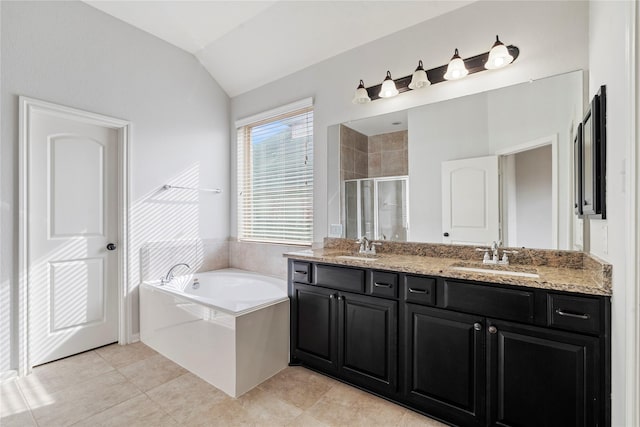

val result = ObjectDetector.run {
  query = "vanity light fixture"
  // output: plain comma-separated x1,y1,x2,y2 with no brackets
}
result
379,71,399,98
352,39,519,103
443,49,469,81
408,60,431,89
485,35,514,69
352,80,372,104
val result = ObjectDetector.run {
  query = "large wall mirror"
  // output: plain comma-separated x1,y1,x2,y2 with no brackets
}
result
327,70,583,250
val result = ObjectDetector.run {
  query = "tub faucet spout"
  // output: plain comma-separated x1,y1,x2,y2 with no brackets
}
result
160,263,190,285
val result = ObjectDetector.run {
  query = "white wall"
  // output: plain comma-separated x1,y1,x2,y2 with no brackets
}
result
0,1,230,374
587,1,637,425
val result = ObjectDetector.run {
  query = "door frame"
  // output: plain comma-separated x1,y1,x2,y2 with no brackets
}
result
495,134,559,249
18,96,131,376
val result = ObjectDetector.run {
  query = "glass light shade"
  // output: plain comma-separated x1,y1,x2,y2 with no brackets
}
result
408,60,431,90
379,71,399,98
485,36,514,70
352,80,371,104
443,49,468,81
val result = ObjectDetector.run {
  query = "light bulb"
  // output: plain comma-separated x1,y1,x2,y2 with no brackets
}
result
352,80,371,104
485,35,514,70
378,71,399,98
443,49,468,81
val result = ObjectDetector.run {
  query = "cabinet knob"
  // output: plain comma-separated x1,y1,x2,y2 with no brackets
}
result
488,326,498,334
443,232,450,237
473,323,482,331
338,296,345,301
329,294,336,299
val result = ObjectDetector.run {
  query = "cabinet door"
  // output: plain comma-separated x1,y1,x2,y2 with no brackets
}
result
488,320,600,427
404,304,485,427
291,283,338,372
338,292,398,395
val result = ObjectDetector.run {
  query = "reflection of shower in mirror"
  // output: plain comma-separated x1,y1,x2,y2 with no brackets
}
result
343,176,409,241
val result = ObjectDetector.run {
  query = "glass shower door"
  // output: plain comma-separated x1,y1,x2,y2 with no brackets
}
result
377,178,408,241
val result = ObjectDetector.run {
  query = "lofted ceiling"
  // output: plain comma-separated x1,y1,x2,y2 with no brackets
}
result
84,1,473,97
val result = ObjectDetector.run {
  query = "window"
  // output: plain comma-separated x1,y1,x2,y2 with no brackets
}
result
237,99,313,245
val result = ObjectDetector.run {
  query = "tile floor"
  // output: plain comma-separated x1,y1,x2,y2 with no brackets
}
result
0,343,446,427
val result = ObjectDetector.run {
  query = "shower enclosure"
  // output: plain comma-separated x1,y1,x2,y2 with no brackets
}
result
344,176,409,241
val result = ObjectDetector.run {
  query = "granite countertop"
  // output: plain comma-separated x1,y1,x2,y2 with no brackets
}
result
284,244,612,297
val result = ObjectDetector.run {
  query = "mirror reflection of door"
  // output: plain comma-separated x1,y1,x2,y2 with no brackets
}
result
501,145,553,248
441,156,500,245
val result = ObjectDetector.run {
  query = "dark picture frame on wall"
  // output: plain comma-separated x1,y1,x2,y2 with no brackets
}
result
580,85,607,219
574,123,583,217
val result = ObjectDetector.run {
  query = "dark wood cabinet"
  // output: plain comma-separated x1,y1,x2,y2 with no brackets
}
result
487,320,600,427
291,283,338,372
288,259,610,427
339,292,397,394
404,304,485,427
291,278,397,395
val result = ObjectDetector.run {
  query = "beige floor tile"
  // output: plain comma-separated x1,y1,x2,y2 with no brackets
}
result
0,380,37,427
397,409,449,427
95,342,157,369
257,367,336,410
26,370,141,426
145,372,228,423
181,399,256,427
117,353,187,392
236,387,304,425
73,394,178,427
17,350,114,396
286,412,331,427
305,382,396,426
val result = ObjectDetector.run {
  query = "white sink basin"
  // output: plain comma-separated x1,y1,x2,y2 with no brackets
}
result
335,255,378,262
451,266,540,279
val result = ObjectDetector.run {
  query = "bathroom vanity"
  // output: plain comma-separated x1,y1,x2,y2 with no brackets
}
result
286,241,611,427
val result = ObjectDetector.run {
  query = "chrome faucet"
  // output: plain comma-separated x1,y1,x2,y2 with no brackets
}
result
475,241,518,265
356,237,381,255
160,263,190,285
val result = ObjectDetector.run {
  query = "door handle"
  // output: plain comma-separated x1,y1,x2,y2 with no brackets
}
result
106,243,117,251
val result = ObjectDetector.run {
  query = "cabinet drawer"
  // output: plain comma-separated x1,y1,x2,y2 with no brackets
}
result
369,271,398,298
315,264,365,293
292,261,311,283
442,280,534,323
547,293,601,334
404,275,436,306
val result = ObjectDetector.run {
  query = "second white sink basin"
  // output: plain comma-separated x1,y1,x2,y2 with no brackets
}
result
451,266,540,279
336,255,378,262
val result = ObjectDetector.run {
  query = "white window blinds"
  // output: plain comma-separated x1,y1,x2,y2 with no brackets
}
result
237,100,314,245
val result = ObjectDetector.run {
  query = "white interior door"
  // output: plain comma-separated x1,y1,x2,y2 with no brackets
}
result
441,156,500,245
27,108,119,366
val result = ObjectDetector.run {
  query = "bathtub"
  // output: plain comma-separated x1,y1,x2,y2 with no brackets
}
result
140,268,289,397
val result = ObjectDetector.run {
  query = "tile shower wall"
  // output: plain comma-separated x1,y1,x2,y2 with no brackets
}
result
340,125,368,180
368,130,408,178
340,125,408,180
